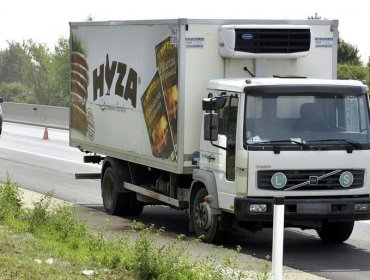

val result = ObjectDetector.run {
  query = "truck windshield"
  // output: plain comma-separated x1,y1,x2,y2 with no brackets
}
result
245,92,370,146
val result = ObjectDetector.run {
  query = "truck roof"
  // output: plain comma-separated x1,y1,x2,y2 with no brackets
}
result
207,78,367,93
70,18,338,27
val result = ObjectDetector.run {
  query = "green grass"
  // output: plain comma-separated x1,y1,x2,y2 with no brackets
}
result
0,177,270,280
0,226,95,280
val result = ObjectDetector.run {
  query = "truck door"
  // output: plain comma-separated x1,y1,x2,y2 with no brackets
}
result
219,96,238,182
201,95,239,210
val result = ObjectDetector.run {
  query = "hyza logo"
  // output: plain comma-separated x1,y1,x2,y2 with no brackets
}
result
93,54,138,108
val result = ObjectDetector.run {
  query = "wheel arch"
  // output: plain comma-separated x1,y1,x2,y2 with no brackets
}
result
189,170,225,242
190,169,220,211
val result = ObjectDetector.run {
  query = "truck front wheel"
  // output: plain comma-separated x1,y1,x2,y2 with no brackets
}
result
192,187,224,243
316,221,354,243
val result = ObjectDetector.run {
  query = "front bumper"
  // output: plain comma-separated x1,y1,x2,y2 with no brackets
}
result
234,196,370,222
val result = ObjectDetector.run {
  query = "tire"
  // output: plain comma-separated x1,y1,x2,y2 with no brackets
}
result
192,187,224,243
102,167,130,215
102,166,144,216
316,221,354,243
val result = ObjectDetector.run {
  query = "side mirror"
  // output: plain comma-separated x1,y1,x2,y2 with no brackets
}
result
202,96,227,111
0,97,3,103
204,113,219,141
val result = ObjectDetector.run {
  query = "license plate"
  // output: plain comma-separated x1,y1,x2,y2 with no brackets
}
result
297,203,330,214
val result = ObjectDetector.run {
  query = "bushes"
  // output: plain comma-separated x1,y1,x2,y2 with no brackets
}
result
0,177,22,221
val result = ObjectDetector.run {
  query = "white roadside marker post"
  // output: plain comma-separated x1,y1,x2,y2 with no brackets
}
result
272,196,285,280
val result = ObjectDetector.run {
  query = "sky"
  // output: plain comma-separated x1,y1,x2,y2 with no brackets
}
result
1,0,369,63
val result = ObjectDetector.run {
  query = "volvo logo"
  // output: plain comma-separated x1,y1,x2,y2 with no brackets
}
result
241,33,254,40
309,176,318,185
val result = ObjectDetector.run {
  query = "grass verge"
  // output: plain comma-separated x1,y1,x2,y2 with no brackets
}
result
0,177,270,280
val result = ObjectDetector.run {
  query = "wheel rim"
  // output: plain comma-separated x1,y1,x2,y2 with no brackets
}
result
195,201,212,231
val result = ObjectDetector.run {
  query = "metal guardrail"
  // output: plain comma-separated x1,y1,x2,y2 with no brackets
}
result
1,102,69,130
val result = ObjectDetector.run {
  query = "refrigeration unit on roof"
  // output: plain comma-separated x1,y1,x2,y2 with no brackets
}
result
219,24,311,58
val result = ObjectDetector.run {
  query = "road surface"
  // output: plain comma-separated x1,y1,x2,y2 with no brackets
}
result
1,122,370,280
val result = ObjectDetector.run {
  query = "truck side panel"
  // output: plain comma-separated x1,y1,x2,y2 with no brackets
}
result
183,24,224,167
70,22,183,173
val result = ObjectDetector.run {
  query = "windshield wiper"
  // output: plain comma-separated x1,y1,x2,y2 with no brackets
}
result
307,139,362,148
259,139,309,147
307,139,362,153
272,140,309,154
252,139,309,154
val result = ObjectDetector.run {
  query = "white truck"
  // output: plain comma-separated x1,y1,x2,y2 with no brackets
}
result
70,19,370,243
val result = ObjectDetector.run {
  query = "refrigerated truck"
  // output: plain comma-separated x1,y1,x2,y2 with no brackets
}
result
70,19,370,243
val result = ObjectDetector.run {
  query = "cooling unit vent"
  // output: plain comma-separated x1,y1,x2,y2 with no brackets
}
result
219,25,311,58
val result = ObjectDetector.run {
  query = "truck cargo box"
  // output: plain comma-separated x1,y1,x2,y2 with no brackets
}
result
69,19,338,174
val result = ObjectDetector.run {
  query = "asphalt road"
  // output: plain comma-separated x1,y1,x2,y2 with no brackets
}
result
0,122,101,205
1,122,370,280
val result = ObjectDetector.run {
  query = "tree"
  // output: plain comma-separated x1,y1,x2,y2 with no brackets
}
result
338,38,362,65
0,38,70,106
0,82,29,102
0,41,24,83
50,38,70,106
20,40,54,105
338,64,370,87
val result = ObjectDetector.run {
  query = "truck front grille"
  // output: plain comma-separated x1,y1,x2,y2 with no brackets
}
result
257,169,364,191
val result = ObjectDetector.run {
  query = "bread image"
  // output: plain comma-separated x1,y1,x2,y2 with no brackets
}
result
155,37,179,146
71,79,87,99
70,43,89,135
71,51,88,70
151,115,169,155
71,68,88,90
141,70,175,160
164,85,178,144
71,93,87,135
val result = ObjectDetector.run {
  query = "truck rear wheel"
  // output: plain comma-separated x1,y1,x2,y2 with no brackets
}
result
102,167,130,215
102,166,143,216
192,187,224,243
316,221,354,243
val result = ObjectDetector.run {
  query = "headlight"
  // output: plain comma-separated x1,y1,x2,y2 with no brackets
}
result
354,203,370,212
250,204,267,213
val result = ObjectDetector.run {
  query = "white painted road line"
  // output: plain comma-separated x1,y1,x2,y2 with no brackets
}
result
0,145,97,167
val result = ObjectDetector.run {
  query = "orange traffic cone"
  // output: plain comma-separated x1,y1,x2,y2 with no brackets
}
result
43,126,49,140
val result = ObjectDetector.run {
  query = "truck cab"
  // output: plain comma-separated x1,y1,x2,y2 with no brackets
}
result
199,77,370,242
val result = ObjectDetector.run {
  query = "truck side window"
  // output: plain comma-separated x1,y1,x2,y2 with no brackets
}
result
218,96,238,181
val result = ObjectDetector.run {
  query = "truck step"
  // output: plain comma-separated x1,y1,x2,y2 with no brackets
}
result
124,182,188,209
